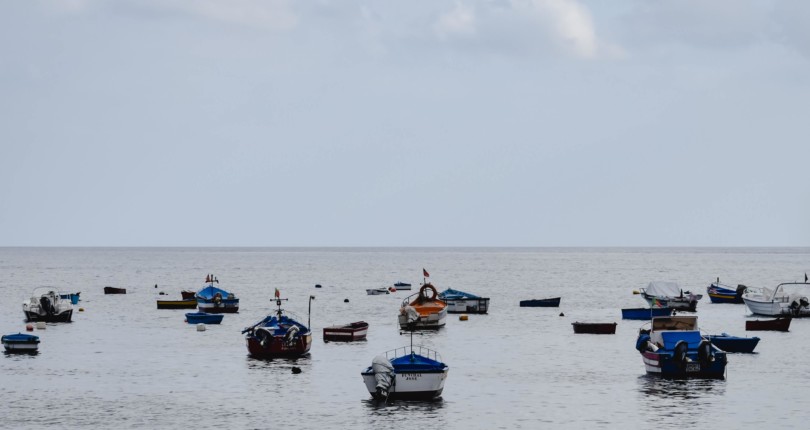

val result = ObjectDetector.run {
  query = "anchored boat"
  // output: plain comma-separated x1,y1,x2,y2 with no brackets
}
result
156,299,198,309
398,284,447,330
439,288,489,314
185,312,224,324
323,321,369,342
742,281,810,317
2,333,40,353
23,287,73,323
635,315,727,379
196,274,239,313
242,293,314,359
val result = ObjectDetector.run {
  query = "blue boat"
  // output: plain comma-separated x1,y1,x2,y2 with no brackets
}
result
519,297,561,307
185,312,224,324
636,315,727,379
195,274,239,313
707,282,746,304
705,333,760,353
621,307,673,320
2,333,40,353
439,288,489,314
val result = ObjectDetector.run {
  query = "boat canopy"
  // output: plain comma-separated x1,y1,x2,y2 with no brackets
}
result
196,285,234,299
644,281,683,297
439,288,481,300
390,353,446,372
661,331,703,350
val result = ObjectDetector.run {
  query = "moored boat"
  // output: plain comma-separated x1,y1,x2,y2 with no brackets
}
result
361,344,448,401
196,274,239,313
707,280,746,304
323,321,369,342
742,281,810,317
394,282,412,290
704,333,760,353
23,288,73,323
621,307,673,320
366,288,389,295
637,281,702,311
2,333,40,353
746,317,791,332
104,286,127,294
519,297,561,307
180,290,196,300
572,322,617,334
439,288,489,314
185,312,224,324
242,292,314,359
156,299,198,309
636,315,727,379
398,284,448,330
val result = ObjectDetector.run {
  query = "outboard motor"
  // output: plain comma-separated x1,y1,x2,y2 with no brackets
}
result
635,333,651,353
370,355,395,400
284,325,300,346
736,285,747,299
39,296,54,316
698,340,713,366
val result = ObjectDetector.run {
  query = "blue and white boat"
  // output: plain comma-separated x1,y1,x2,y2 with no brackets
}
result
438,288,489,314
185,312,224,324
2,333,40,353
707,281,746,304
704,333,760,353
636,315,727,379
361,344,448,401
195,274,239,313
621,307,673,320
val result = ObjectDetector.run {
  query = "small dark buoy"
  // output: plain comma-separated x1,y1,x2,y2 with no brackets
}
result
159,291,165,295
315,284,322,288
559,312,565,317
344,298,349,303
155,284,158,289
291,366,302,374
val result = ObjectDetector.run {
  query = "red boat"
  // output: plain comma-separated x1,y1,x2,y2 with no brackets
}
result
323,321,369,342
242,294,314,359
746,317,791,332
104,286,127,294
572,322,617,334
180,290,196,300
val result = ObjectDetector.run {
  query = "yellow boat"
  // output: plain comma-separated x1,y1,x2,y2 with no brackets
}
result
156,299,198,309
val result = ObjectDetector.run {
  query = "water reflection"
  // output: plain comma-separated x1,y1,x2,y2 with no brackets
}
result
245,354,312,371
636,376,726,427
363,397,446,426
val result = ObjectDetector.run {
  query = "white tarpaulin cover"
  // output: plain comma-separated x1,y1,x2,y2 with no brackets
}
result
371,355,395,391
644,281,683,298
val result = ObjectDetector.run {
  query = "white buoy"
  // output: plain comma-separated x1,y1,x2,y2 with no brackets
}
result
197,323,206,332
36,321,47,330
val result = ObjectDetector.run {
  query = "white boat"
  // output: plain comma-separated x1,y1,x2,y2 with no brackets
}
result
638,281,702,311
393,282,412,290
361,344,448,401
438,288,489,314
2,333,40,353
743,282,810,317
398,284,447,330
22,287,73,322
366,288,389,295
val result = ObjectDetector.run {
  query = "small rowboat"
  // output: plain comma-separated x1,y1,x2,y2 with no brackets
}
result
621,307,673,320
157,299,198,309
2,333,40,353
323,321,369,342
180,290,196,300
519,297,561,307
705,333,760,353
185,312,224,324
572,322,617,334
746,317,791,332
104,286,127,294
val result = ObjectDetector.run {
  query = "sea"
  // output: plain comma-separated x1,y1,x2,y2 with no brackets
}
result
2,247,810,429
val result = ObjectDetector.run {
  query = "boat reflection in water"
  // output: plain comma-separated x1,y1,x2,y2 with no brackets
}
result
637,376,725,427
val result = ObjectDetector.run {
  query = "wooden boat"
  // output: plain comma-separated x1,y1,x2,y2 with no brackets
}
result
366,288,389,295
439,288,489,314
746,317,791,332
621,307,673,320
398,284,448,330
2,333,40,353
242,294,314,359
637,281,702,311
156,299,198,309
180,290,196,300
104,286,127,294
519,297,561,307
323,321,369,342
196,274,239,313
394,282,412,290
743,282,810,317
572,322,617,334
362,344,448,401
185,312,224,324
636,315,727,379
23,288,73,322
705,333,760,353
706,281,746,304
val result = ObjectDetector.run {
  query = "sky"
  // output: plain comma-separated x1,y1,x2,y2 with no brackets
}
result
1,0,809,247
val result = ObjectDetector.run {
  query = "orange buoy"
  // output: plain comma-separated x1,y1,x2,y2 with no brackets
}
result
26,324,34,331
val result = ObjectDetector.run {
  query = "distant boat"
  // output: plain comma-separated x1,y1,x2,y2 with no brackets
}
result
104,286,127,294
23,288,73,322
704,333,760,353
323,321,369,342
180,290,196,300
636,315,727,379
366,288,389,295
185,312,224,324
195,274,239,313
621,307,673,320
2,333,40,353
398,284,448,330
156,299,198,309
394,282,412,290
746,317,791,332
743,282,810,317
572,322,617,334
242,294,314,359
706,281,746,304
519,297,561,307
637,281,702,311
439,288,489,314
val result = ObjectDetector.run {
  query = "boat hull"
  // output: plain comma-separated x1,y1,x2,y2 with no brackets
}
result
519,298,561,307
621,307,673,320
245,334,312,359
180,291,196,300
2,334,40,353
23,309,72,323
443,298,489,314
323,322,368,342
705,335,760,353
746,317,791,331
104,287,127,294
185,313,224,324
641,351,727,379
361,368,448,400
156,299,198,309
197,300,239,313
572,322,617,334
398,308,447,330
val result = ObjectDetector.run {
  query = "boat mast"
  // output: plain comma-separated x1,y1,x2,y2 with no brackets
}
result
308,295,315,329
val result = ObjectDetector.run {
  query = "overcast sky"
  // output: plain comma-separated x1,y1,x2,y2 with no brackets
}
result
1,0,809,247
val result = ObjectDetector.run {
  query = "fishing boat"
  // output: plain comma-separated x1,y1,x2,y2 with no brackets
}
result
706,280,746,304
398,284,448,330
22,287,73,322
104,286,127,294
185,312,224,324
704,333,760,353
439,288,489,314
621,307,673,320
366,288,389,295
242,293,314,359
636,281,702,311
156,299,198,309
572,322,617,334
196,274,239,313
59,292,81,305
394,282,412,290
323,321,369,342
635,315,727,379
519,297,561,307
742,281,810,317
746,317,791,332
2,333,40,353
180,290,196,300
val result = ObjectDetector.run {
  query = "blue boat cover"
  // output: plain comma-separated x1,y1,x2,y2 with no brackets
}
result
390,353,446,372
661,331,703,350
439,288,481,300
1,333,40,343
196,285,236,300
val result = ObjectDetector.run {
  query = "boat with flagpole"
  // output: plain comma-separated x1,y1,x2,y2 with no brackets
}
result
242,289,314,359
397,269,447,330
195,274,239,313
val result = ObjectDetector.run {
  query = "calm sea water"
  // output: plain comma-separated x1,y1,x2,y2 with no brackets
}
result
2,247,810,429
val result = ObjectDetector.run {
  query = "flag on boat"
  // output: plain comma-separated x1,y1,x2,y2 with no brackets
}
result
423,268,430,277
275,288,280,298
205,274,211,283
652,298,663,308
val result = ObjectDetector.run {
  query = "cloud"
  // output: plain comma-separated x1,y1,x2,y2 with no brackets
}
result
435,2,476,38
518,0,599,58
183,0,298,30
